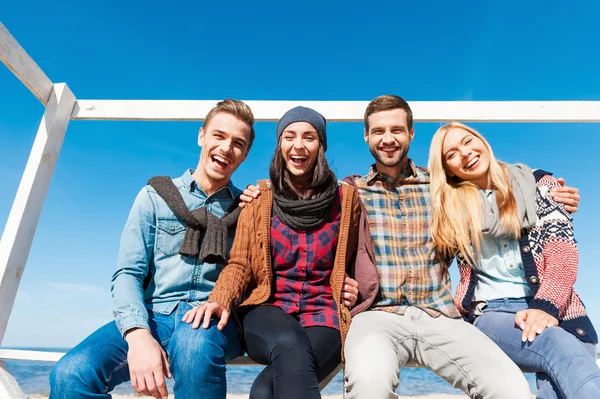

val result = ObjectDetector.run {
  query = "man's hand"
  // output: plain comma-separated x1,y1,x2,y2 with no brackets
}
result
239,184,261,208
341,274,359,307
182,302,229,330
125,328,171,399
550,178,580,213
515,309,558,343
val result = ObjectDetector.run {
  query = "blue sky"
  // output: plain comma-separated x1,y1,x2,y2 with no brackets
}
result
1,1,599,348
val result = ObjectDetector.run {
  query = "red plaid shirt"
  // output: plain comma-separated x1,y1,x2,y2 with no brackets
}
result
268,188,342,330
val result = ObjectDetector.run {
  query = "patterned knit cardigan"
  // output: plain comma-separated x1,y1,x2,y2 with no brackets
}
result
454,170,598,344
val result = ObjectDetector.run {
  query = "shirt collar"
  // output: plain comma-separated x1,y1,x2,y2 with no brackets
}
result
181,169,239,199
366,159,418,184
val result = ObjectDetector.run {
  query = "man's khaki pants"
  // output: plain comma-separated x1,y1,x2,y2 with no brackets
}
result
343,307,531,399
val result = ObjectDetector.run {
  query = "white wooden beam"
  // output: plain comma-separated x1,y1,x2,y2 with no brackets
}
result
1,349,598,369
0,362,26,399
0,22,54,105
0,83,76,345
71,100,600,122
0,349,262,366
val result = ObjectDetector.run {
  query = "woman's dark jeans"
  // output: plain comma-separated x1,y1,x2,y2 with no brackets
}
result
242,305,341,399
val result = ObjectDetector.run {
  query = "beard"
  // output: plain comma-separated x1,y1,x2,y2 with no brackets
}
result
369,144,410,168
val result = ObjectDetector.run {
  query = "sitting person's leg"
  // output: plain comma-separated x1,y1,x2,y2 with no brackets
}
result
249,325,341,399
475,301,600,399
50,311,173,398
304,326,341,382
168,302,243,399
243,305,322,399
343,310,414,399
49,322,130,398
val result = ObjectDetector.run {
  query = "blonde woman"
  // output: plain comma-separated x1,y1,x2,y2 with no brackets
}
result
428,122,600,399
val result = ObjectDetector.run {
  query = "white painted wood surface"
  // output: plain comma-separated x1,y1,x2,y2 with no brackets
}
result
0,83,76,345
1,348,598,368
0,362,26,399
0,22,54,105
0,350,338,390
72,99,600,122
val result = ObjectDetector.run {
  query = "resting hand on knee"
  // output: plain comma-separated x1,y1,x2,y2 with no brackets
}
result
182,302,230,330
515,309,558,343
124,328,171,399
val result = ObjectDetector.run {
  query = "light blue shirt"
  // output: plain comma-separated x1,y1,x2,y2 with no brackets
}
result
473,190,531,301
111,170,241,336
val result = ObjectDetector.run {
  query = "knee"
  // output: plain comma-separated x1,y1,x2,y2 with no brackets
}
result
471,364,531,399
170,325,230,377
344,364,397,399
250,378,273,399
345,333,393,369
270,330,312,360
344,337,399,397
50,352,92,392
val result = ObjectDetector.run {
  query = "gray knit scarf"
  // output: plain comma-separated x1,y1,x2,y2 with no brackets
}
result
272,181,339,231
148,176,241,264
479,163,537,238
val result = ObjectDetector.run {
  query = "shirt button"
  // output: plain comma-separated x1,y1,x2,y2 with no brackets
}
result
529,276,539,285
193,276,198,281
302,249,307,253
576,328,586,336
504,244,508,248
170,227,175,232
408,270,413,273
509,264,514,268
113,311,117,317
522,246,531,254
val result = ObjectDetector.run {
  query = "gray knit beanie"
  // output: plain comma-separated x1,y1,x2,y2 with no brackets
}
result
276,106,327,151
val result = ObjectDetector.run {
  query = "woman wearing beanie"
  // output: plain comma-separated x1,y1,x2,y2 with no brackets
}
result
183,106,363,399
428,122,600,398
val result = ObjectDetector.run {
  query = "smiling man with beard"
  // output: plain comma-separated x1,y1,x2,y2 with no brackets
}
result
50,99,255,399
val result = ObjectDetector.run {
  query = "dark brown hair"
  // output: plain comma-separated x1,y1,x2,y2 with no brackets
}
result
364,95,413,133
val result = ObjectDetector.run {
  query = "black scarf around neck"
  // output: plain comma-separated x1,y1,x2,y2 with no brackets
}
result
148,176,241,264
272,180,339,231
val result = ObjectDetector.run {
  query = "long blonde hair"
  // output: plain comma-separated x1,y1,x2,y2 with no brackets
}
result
428,122,521,265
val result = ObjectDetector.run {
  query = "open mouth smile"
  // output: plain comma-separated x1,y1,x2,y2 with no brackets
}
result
211,154,231,170
289,155,309,167
379,146,399,156
464,156,480,170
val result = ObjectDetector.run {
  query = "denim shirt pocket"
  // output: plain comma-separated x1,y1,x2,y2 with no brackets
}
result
156,218,186,256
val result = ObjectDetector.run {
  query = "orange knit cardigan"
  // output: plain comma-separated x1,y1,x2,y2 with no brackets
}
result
209,180,362,358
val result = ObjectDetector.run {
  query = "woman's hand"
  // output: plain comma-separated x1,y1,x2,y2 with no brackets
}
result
515,309,558,342
239,184,261,208
182,302,230,330
550,178,580,213
342,274,359,307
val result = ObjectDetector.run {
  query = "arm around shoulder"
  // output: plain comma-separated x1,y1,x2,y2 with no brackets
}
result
531,174,578,315
208,199,258,311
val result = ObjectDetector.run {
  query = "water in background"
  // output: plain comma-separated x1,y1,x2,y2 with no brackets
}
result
4,347,542,396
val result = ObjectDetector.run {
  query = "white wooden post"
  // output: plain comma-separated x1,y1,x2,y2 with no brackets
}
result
0,83,76,345
0,22,53,105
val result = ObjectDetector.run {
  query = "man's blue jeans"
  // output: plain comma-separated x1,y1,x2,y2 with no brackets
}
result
474,298,600,399
49,302,242,399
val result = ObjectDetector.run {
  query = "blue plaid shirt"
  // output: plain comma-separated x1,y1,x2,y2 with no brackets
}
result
353,161,459,318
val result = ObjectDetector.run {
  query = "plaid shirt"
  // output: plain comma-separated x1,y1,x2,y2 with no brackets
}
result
353,161,459,318
267,188,342,329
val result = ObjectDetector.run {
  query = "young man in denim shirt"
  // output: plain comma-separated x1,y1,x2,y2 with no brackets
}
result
50,99,255,399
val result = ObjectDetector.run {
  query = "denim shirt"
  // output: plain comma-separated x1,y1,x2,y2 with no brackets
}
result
111,170,242,336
